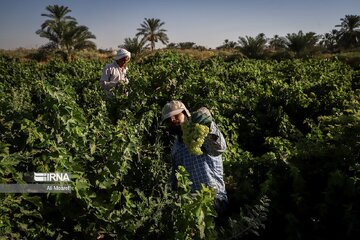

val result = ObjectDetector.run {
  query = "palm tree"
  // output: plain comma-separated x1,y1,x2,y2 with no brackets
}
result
119,37,148,60
166,43,177,49
36,5,96,60
335,15,360,49
238,33,267,58
36,5,77,50
177,42,196,49
285,31,319,57
217,39,238,50
268,35,286,51
319,29,339,52
136,18,169,51
39,5,76,31
63,24,96,52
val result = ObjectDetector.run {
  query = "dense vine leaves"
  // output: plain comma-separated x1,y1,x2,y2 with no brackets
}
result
0,52,359,239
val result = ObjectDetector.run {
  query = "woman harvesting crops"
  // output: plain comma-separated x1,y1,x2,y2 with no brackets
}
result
161,100,229,226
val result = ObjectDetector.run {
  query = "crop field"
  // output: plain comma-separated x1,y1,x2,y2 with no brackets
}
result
0,51,359,239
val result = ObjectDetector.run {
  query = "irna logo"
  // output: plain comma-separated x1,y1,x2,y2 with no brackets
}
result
34,172,71,182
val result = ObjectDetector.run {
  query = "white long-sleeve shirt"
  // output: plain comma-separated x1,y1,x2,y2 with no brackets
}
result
99,61,129,93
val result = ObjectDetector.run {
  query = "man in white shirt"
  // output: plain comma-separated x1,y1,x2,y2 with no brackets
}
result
100,48,131,97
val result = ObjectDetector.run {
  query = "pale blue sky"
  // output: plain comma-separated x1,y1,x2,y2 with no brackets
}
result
0,0,359,50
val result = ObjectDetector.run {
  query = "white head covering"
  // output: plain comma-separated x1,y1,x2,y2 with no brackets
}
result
161,100,191,122
114,48,131,61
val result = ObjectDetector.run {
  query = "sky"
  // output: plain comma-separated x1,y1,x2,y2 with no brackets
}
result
0,0,359,50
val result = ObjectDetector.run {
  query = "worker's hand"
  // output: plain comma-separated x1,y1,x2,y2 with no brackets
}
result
191,107,213,127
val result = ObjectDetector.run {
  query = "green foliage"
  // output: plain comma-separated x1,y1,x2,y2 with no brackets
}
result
223,195,270,239
0,52,359,239
171,166,217,239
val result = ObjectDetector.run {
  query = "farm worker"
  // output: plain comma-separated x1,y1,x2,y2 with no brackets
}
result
161,100,229,226
99,48,131,97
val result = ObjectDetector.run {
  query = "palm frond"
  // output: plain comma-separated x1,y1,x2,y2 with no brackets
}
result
136,18,169,51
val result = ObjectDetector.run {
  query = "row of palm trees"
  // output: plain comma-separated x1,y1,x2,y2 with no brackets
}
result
123,15,360,59
225,31,320,58
36,5,360,60
36,5,169,60
216,15,360,58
